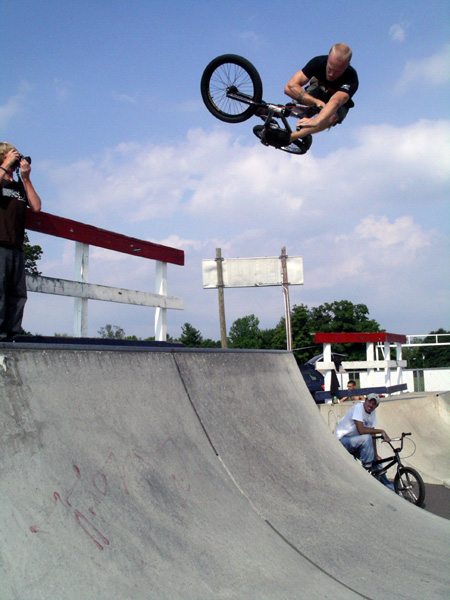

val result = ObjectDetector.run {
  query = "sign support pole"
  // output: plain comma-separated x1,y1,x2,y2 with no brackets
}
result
281,246,293,351
215,248,228,348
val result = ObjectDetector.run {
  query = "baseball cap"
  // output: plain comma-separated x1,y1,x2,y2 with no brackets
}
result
366,393,380,405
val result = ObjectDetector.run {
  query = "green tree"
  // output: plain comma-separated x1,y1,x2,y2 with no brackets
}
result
98,324,126,339
270,300,382,363
201,338,221,348
228,314,262,349
404,329,450,369
24,232,43,275
308,300,382,361
180,322,203,347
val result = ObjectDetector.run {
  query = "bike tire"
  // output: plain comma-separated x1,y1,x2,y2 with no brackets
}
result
252,124,309,155
201,54,263,123
394,467,425,507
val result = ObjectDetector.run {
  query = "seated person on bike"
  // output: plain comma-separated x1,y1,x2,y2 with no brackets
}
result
263,43,359,151
335,394,395,491
339,379,365,403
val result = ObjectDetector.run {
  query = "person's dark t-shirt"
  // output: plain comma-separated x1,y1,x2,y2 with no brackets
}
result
0,179,28,249
302,55,359,108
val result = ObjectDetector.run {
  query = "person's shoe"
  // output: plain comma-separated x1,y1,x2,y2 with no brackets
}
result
1,332,19,342
292,134,313,154
260,126,291,148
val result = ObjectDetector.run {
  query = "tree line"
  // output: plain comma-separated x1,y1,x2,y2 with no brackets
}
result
25,242,448,368
97,300,449,368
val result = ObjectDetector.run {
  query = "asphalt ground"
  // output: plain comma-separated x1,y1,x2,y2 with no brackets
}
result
423,484,450,520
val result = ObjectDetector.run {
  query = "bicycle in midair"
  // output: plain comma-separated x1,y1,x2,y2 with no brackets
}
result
201,54,321,155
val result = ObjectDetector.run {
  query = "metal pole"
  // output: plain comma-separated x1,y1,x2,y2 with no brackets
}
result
281,246,293,351
74,242,89,337
215,248,228,348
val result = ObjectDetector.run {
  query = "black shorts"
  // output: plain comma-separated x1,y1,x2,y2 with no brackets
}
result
334,104,350,125
306,81,351,126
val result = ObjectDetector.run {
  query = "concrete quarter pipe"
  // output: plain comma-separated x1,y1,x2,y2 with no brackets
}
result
1,346,449,599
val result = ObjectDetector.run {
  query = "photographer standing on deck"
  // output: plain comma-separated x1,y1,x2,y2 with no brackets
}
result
0,143,41,341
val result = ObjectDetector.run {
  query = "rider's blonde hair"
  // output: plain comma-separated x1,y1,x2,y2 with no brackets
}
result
330,43,352,63
0,142,15,164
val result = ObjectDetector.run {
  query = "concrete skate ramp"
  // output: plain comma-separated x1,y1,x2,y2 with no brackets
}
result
377,392,450,486
1,347,449,600
319,392,450,485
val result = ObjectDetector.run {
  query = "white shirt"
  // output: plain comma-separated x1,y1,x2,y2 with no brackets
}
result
335,401,378,440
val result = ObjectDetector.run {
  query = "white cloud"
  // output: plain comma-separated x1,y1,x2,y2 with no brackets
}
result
396,43,450,92
112,91,138,104
0,82,30,128
240,30,262,45
389,24,406,43
309,215,438,288
53,79,73,101
32,117,449,338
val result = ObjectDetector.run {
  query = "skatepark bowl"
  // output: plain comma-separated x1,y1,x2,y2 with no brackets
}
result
1,344,449,599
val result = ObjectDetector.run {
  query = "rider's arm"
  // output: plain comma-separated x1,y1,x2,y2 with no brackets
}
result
297,90,349,129
284,70,326,108
355,420,390,442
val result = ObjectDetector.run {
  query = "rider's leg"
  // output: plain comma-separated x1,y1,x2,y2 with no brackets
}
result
340,434,375,467
290,104,350,141
290,119,333,141
371,465,395,491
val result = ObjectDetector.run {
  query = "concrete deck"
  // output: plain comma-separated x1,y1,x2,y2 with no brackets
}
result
1,346,449,599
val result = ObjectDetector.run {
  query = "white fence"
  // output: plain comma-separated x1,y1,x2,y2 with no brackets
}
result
343,368,450,393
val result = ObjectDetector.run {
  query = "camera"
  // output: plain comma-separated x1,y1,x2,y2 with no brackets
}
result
13,154,32,169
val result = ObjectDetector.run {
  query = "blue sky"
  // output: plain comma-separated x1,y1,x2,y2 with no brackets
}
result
1,0,449,340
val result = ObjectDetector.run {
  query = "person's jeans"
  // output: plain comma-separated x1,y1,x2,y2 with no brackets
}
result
339,434,375,467
0,246,27,337
340,434,395,491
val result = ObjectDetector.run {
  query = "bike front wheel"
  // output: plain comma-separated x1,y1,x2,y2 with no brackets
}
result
201,54,263,123
394,467,425,507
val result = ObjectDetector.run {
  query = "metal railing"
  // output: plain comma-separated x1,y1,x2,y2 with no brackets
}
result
26,211,185,339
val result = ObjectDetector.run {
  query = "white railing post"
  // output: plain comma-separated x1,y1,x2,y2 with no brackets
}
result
395,342,403,385
384,340,391,387
366,342,375,387
73,242,89,337
154,261,167,341
323,342,332,392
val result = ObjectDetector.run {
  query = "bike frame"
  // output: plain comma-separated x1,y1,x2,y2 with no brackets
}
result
369,434,411,479
226,88,318,134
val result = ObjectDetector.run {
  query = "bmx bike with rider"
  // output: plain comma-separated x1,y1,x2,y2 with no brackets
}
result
201,54,322,155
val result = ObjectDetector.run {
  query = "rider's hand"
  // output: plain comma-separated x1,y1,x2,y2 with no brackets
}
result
381,430,391,442
19,158,31,180
296,117,320,128
1,149,20,171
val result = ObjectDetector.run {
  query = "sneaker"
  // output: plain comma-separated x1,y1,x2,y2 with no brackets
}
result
261,127,291,148
292,134,313,154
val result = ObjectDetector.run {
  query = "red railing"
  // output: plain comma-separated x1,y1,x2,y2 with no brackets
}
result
26,211,184,266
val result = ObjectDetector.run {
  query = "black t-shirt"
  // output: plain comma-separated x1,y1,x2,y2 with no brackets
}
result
302,55,359,107
0,178,28,249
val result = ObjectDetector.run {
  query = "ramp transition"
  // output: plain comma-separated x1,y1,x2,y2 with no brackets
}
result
1,346,449,599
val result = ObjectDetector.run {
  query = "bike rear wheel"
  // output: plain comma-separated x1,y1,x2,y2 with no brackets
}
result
253,124,311,155
201,54,263,123
394,467,425,507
